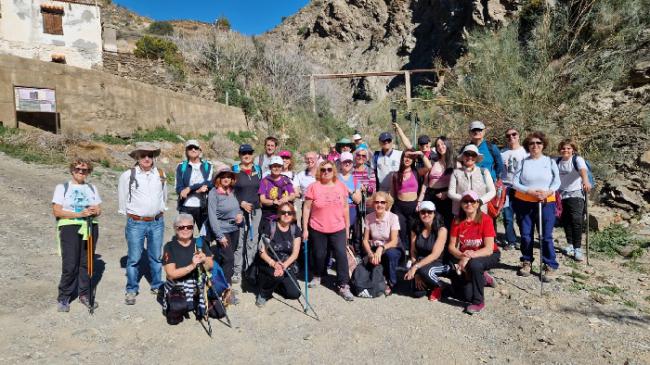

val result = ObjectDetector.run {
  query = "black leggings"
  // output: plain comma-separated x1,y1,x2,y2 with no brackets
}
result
211,230,240,284
424,188,453,229
257,264,301,300
58,224,98,302
561,197,584,249
392,199,418,251
451,251,500,305
309,228,349,286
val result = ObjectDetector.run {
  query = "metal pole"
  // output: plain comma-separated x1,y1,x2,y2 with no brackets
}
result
538,202,544,296
584,191,590,265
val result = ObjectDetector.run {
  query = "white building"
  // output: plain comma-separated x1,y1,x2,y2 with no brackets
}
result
0,0,102,69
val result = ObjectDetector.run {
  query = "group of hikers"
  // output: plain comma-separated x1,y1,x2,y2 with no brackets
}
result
52,119,593,321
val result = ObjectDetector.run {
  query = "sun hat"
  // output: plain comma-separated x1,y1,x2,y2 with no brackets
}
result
335,138,356,153
129,142,161,159
457,144,484,163
185,139,201,149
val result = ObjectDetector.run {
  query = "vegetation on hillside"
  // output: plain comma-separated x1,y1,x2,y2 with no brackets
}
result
134,35,185,80
147,21,174,36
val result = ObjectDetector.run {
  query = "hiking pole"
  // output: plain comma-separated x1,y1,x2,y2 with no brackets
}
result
196,238,231,329
262,235,320,320
538,202,544,296
304,239,310,315
584,191,590,266
390,108,400,149
86,216,95,315
194,246,213,337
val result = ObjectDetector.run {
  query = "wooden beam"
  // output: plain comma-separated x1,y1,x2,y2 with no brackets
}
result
404,71,412,111
310,75,316,114
309,68,436,80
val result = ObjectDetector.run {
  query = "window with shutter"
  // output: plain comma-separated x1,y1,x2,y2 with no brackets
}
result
41,6,64,35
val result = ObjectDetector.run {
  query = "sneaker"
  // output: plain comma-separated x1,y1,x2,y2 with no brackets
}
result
79,295,99,310
384,284,393,297
228,292,240,305
150,288,160,296
255,294,267,307
574,248,584,262
541,265,558,283
503,243,516,251
308,277,320,288
483,272,496,288
57,298,70,313
357,289,372,298
465,302,485,314
125,292,137,305
231,274,241,284
327,257,335,270
518,261,532,277
338,284,354,301
428,286,442,302
514,242,521,250
562,245,575,257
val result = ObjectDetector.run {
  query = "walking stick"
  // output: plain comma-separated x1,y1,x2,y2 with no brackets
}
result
584,191,590,266
86,217,95,315
390,109,400,149
304,239,310,313
538,202,544,296
194,245,213,337
262,235,320,320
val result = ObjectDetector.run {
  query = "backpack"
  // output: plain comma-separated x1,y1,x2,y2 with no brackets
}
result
232,162,262,179
351,260,386,298
165,285,188,325
128,166,166,202
179,159,211,179
485,173,507,219
56,182,97,221
555,155,596,190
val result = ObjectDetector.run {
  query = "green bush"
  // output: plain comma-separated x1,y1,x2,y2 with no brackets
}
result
215,16,231,31
147,21,174,36
591,224,648,258
297,26,309,36
226,131,256,145
134,35,185,80
133,127,184,143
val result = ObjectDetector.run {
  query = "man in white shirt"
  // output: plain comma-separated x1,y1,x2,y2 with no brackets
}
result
118,142,168,305
373,132,402,192
500,128,528,250
257,136,278,176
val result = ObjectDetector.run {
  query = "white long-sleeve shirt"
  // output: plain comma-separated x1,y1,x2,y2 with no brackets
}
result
118,166,168,217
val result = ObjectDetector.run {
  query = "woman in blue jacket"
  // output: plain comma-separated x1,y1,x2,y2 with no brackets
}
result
175,140,213,231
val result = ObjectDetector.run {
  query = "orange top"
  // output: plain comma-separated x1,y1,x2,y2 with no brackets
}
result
514,190,556,203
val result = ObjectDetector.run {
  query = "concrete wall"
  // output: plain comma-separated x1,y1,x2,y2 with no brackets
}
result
0,0,102,69
0,54,247,135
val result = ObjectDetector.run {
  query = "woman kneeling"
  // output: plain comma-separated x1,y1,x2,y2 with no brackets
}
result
256,203,302,307
404,201,453,301
448,191,500,314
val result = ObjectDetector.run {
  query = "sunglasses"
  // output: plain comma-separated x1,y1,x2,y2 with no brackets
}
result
341,160,353,164
320,167,333,173
461,200,477,205
139,153,155,159
529,141,543,146
381,140,392,144
281,156,291,160
186,146,200,151
374,201,387,205
271,164,283,168
240,151,253,156
73,167,90,174
506,132,518,137
356,154,368,158
470,129,484,133
176,225,193,231
279,210,295,216
419,210,434,215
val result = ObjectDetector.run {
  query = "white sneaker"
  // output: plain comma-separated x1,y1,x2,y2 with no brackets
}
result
357,289,372,298
308,277,320,288
562,245,575,257
574,248,584,261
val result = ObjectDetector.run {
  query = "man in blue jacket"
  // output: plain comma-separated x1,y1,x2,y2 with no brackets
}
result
175,140,213,231
466,121,504,182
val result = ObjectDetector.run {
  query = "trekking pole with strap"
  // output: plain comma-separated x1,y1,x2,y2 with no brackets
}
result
196,237,232,329
304,239,310,316
538,202,544,296
86,216,95,315
390,108,400,149
194,244,213,337
261,234,320,320
584,191,590,266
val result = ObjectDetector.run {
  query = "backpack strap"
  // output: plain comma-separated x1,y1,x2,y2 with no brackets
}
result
158,167,166,187
572,155,579,172
486,141,501,175
128,167,138,202
63,181,69,197
180,160,189,176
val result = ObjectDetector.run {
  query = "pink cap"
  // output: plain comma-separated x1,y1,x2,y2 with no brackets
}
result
339,151,354,162
278,150,292,158
461,190,480,201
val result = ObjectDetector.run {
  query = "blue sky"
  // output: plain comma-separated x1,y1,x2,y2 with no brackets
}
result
112,0,309,35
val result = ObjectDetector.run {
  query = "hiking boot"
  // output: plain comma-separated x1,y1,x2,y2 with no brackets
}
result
57,298,70,313
562,245,575,257
79,295,99,310
465,302,485,315
428,286,442,302
574,248,584,262
518,261,532,277
483,272,496,288
308,276,320,288
338,285,354,302
231,273,241,284
125,292,137,305
357,289,372,298
255,294,267,307
542,265,558,283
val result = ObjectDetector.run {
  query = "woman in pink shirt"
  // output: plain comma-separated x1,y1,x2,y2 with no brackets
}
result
302,160,353,301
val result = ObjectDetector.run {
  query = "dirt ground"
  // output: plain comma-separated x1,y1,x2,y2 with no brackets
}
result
0,152,648,365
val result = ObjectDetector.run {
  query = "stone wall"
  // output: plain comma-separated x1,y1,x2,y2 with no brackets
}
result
0,54,246,135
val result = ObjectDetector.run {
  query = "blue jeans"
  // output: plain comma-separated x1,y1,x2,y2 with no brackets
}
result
502,206,517,245
125,217,164,293
512,199,559,269
381,247,403,287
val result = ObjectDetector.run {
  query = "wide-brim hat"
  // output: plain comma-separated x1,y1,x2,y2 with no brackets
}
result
457,144,484,163
215,166,235,179
129,142,161,159
335,138,356,153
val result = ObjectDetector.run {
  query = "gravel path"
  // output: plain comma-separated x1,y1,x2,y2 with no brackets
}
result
0,153,648,365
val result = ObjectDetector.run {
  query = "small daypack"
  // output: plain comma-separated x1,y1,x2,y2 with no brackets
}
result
555,155,596,190
165,285,188,325
351,260,386,298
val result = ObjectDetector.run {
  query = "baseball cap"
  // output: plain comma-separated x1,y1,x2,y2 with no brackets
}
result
378,132,393,142
352,133,362,141
469,121,486,131
269,155,283,166
185,139,201,149
238,144,254,154
417,135,431,145
419,201,436,212
339,152,354,162
279,150,292,158
461,190,480,202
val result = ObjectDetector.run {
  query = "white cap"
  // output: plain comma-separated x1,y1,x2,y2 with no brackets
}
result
469,121,486,130
419,201,436,212
339,152,354,162
352,133,362,140
457,144,484,162
269,155,283,166
185,139,201,149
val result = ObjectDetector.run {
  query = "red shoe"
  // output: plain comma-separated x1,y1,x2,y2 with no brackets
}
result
465,302,485,314
483,272,496,288
428,286,442,302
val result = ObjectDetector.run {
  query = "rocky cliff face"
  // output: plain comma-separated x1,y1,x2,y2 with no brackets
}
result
264,0,520,100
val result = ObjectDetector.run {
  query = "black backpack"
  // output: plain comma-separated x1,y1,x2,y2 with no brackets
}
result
165,285,188,325
351,260,386,298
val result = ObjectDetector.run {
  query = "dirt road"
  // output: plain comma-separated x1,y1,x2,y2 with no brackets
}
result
0,153,648,364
